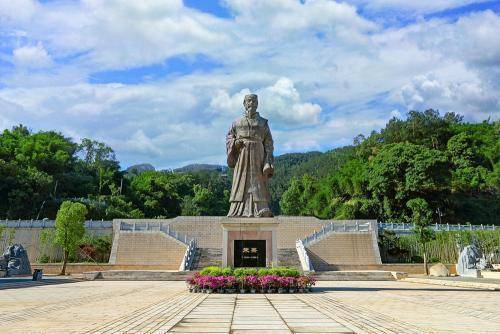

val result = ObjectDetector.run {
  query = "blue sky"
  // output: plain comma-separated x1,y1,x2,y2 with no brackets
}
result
0,0,499,169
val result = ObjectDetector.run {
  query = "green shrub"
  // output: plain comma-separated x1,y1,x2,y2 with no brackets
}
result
233,268,245,277
257,268,270,276
221,267,233,276
243,268,258,276
234,268,259,277
282,268,300,277
38,254,50,263
203,267,301,277
200,266,223,276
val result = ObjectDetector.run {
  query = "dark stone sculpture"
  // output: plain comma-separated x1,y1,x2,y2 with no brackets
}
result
226,94,274,217
2,244,32,276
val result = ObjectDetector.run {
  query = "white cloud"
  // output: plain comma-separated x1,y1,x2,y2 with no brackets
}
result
0,0,499,168
259,78,322,126
400,73,499,120
12,42,52,68
345,0,490,16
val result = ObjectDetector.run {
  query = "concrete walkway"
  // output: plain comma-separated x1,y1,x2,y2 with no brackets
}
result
1,280,499,333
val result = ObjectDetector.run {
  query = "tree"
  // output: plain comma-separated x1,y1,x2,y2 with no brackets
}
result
54,201,87,275
368,143,450,221
78,138,120,195
407,198,435,275
130,171,193,218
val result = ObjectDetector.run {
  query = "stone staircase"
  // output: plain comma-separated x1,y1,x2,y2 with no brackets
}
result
277,248,301,268
112,232,187,269
299,221,382,271
191,248,223,270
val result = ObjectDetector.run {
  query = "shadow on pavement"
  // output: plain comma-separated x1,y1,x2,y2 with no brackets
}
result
313,286,497,293
0,277,81,291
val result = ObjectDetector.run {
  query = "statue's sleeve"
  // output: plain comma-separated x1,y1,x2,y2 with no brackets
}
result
226,122,238,168
263,120,274,165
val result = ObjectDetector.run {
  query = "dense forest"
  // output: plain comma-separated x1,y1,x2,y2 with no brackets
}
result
0,110,498,224
279,110,499,225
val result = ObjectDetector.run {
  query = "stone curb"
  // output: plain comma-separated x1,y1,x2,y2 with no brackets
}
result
402,277,500,291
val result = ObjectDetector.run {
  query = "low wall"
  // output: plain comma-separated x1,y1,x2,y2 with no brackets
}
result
32,263,457,275
31,263,176,275
0,227,112,263
330,264,457,275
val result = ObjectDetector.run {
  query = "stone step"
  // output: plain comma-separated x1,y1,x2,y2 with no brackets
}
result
191,248,222,270
277,248,301,269
313,270,400,281
83,270,191,281
82,269,402,281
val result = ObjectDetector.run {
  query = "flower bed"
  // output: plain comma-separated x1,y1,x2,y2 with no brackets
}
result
186,267,316,294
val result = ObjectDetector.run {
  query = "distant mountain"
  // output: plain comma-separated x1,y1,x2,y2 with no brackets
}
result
126,163,155,174
174,163,228,173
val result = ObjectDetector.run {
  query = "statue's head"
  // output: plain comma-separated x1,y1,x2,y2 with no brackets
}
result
243,94,258,114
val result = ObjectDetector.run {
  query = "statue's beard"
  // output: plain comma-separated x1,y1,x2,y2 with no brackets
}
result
245,107,257,118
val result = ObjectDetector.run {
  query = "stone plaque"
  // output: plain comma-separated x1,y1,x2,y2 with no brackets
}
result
234,240,266,267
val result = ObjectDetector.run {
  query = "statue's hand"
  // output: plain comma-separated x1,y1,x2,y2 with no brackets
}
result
235,139,245,149
263,163,274,177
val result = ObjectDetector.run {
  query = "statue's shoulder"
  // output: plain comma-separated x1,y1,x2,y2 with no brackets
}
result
233,116,246,126
257,114,269,125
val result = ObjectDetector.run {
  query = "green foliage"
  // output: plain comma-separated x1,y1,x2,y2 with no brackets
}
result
37,254,50,263
279,111,498,225
200,266,233,276
0,113,497,224
233,268,259,277
203,267,299,277
54,201,87,253
382,230,500,264
77,234,112,263
78,138,120,195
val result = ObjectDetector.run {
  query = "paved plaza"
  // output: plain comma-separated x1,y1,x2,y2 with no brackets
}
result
0,279,499,333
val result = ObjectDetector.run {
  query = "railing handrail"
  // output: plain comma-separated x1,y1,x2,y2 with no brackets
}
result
179,238,197,271
119,221,195,245
0,219,112,229
301,221,372,246
378,221,497,232
296,239,313,272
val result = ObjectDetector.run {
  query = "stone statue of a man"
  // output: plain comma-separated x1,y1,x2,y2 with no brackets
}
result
226,94,274,217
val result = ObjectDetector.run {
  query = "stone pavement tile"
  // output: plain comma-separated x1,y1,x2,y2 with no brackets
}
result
314,281,500,333
267,294,353,334
2,280,500,333
231,331,291,334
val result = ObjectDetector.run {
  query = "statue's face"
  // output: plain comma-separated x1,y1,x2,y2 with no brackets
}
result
244,97,258,113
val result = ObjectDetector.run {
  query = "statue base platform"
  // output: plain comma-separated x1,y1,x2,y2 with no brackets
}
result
221,217,279,268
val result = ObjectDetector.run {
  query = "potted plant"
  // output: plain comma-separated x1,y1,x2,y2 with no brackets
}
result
277,277,286,293
216,276,225,293
306,274,316,292
246,275,259,293
186,276,196,292
226,276,237,293
261,275,277,293
207,276,218,293
288,277,297,293
297,276,307,293
238,276,247,293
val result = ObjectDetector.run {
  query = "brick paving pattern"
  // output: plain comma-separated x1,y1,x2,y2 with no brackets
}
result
0,280,499,333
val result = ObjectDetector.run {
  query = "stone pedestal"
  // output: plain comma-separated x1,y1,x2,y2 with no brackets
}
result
221,217,279,268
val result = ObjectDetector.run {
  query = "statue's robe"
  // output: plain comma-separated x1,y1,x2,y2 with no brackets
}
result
226,112,274,217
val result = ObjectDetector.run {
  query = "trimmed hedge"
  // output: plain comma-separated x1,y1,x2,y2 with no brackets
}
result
199,266,300,277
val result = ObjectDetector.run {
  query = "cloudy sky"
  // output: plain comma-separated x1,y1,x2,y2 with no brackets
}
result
1,0,499,169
